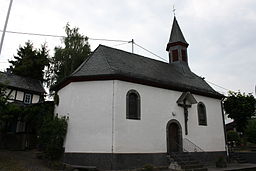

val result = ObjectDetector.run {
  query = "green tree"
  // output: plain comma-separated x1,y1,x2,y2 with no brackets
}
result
9,41,49,82
245,119,256,144
224,91,256,133
47,23,91,87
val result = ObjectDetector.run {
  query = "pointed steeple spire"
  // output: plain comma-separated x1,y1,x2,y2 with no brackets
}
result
166,17,188,51
166,17,189,64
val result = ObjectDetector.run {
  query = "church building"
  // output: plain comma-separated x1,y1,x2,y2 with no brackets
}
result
54,17,226,170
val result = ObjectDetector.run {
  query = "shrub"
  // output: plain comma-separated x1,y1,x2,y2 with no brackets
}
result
245,119,256,144
215,156,227,168
227,130,240,145
39,115,68,160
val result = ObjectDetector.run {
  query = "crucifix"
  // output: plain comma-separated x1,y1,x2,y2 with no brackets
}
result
176,92,197,135
179,100,192,135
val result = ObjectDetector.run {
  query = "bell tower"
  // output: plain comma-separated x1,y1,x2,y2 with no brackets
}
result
166,17,189,64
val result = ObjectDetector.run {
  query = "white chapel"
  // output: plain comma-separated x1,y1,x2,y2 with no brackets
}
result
54,17,226,170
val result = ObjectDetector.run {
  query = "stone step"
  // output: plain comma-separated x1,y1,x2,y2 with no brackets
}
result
183,168,208,171
237,159,247,163
230,152,248,163
169,152,207,171
181,163,204,169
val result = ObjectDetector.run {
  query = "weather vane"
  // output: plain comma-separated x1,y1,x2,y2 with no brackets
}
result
172,5,176,16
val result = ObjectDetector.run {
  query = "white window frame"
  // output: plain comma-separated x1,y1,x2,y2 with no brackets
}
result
24,93,32,104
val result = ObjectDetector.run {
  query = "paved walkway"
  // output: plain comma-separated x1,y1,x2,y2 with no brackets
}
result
207,163,256,171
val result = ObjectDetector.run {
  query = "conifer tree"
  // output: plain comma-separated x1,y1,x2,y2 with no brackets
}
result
9,41,49,82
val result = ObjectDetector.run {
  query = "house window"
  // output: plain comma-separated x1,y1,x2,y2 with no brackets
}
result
172,50,178,62
182,50,187,62
198,102,207,126
126,90,140,120
24,93,32,104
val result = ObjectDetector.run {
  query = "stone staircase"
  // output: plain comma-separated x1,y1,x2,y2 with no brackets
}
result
168,152,208,171
229,152,248,163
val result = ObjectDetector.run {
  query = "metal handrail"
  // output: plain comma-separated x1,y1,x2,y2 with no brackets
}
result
183,138,204,152
168,138,208,165
183,138,208,164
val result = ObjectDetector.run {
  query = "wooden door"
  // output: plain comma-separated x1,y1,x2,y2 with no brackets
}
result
168,123,180,152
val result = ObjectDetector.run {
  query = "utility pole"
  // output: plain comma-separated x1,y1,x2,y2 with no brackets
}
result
0,0,14,56
131,39,134,53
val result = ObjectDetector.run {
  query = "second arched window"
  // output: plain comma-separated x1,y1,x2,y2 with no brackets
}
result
198,102,207,126
126,90,141,120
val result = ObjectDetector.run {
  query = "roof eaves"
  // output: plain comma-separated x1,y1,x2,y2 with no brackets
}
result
53,73,223,99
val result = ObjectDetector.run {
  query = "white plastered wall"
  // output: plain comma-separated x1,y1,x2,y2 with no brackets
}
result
16,91,24,101
185,94,225,151
5,89,15,99
55,81,114,153
4,88,41,104
32,94,40,104
113,80,225,153
56,80,226,154
5,88,15,102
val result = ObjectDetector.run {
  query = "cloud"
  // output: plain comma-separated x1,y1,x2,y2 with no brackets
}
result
0,0,255,94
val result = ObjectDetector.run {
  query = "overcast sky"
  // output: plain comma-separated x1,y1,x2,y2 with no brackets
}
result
0,0,255,95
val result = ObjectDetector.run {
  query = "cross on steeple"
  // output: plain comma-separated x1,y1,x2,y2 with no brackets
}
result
172,5,176,16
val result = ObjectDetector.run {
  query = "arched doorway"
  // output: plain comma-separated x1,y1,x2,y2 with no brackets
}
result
167,120,182,154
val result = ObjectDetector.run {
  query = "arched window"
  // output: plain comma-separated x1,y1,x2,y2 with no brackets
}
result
181,50,187,62
126,90,140,120
172,50,178,62
197,102,207,126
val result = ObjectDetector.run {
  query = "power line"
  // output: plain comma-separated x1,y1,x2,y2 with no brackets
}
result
132,42,231,92
134,42,168,62
205,79,231,91
112,42,130,47
88,38,129,43
0,29,64,38
0,29,233,92
0,29,166,61
0,29,130,43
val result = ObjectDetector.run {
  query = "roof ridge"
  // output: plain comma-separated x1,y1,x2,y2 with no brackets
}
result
103,52,116,74
70,46,100,76
99,44,169,65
